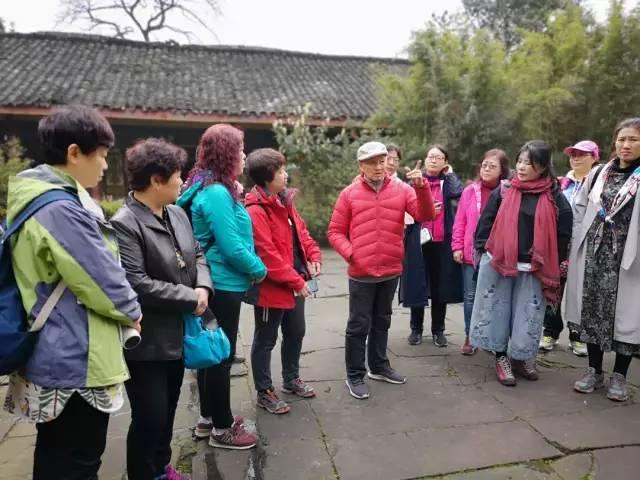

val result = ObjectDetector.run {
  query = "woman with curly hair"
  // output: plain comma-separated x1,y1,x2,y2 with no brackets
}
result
178,124,266,449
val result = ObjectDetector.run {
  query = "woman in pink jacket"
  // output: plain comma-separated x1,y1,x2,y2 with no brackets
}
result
452,149,511,354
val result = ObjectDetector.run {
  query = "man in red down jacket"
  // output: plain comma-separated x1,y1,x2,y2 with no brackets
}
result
245,148,322,415
328,141,435,400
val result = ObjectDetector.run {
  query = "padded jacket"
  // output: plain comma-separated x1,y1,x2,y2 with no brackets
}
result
327,174,436,279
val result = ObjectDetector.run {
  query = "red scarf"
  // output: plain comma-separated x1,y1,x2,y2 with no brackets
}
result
485,177,560,303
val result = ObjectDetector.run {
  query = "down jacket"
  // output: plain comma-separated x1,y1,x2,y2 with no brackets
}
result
245,187,321,309
327,174,435,279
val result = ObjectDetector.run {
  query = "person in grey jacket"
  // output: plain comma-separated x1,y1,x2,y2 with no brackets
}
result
566,118,640,403
111,138,213,480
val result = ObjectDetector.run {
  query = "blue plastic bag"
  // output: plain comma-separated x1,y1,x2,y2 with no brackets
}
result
183,309,230,369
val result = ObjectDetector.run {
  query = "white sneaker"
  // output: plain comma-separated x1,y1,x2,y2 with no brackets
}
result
539,336,558,351
571,341,588,357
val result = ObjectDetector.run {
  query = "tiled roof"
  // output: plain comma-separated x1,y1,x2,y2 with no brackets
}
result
0,32,408,121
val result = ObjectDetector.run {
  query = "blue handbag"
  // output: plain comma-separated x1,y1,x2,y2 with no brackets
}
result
183,308,230,369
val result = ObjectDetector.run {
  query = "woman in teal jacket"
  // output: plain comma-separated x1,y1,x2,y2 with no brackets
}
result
178,124,265,450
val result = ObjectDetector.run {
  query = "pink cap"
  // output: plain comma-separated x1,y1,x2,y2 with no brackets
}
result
563,140,599,160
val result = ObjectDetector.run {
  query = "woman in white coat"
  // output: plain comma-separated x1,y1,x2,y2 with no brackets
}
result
565,117,640,402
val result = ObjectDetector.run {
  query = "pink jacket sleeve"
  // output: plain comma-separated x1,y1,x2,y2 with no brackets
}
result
327,188,353,261
452,186,472,253
405,183,436,223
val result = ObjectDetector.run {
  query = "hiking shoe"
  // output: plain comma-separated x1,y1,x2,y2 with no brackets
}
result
368,367,407,384
574,367,605,393
607,373,629,402
495,356,516,386
461,336,477,355
570,341,588,357
257,387,290,414
282,378,316,398
345,379,370,399
433,332,448,347
209,418,257,450
165,464,190,480
539,336,558,351
408,330,422,345
512,358,539,381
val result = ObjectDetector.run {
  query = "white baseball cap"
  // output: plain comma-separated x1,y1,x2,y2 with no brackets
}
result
357,141,388,162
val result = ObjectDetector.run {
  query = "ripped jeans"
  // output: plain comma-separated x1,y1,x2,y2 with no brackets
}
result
470,254,546,361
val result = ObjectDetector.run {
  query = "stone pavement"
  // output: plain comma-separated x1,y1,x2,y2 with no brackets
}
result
1,249,639,479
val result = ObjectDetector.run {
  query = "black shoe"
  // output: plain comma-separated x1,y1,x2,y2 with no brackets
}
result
368,368,407,384
408,331,422,345
345,379,370,399
432,332,448,347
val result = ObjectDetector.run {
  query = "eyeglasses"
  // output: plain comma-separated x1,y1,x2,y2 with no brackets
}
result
481,163,499,170
426,155,445,161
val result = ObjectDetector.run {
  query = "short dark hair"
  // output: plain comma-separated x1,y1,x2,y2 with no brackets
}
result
386,143,402,160
125,138,187,191
246,148,286,187
428,144,449,161
37,105,115,165
610,117,640,160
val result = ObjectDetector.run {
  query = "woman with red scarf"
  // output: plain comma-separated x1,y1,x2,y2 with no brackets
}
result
471,141,572,387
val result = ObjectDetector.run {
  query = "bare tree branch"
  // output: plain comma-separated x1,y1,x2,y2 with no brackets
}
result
57,0,220,43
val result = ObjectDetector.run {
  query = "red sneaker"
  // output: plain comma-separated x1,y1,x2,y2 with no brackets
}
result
461,337,477,355
495,356,516,386
209,418,257,450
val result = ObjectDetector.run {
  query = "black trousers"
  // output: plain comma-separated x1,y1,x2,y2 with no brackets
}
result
197,289,242,429
125,359,184,480
34,392,109,480
410,242,446,335
345,277,399,381
542,277,580,341
251,296,306,391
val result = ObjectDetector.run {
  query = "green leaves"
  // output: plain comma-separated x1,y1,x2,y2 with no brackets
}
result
0,137,31,220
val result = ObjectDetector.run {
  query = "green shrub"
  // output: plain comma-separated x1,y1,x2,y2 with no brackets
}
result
99,198,124,219
0,137,31,220
274,105,404,245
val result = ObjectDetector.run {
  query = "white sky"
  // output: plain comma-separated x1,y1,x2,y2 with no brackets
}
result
3,0,617,58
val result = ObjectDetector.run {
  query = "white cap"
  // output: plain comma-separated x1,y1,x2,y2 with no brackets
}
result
357,141,388,162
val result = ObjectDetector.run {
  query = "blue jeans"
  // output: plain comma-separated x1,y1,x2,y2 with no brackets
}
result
470,254,546,361
461,264,476,337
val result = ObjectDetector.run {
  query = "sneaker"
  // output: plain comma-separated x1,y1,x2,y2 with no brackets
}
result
209,418,257,450
539,336,558,351
570,340,588,357
461,336,477,355
607,373,629,402
233,354,246,364
195,416,243,438
282,378,316,398
433,332,448,347
574,367,605,393
257,387,290,414
165,464,190,480
408,330,422,345
511,358,539,381
194,416,213,438
495,356,516,386
345,379,370,399
368,367,407,384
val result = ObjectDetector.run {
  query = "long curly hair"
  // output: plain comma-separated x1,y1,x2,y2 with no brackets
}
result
185,124,244,199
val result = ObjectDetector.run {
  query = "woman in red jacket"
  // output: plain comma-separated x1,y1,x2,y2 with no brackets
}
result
245,148,322,414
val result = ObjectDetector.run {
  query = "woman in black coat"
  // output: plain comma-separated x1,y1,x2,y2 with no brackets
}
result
399,145,464,347
111,138,213,480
